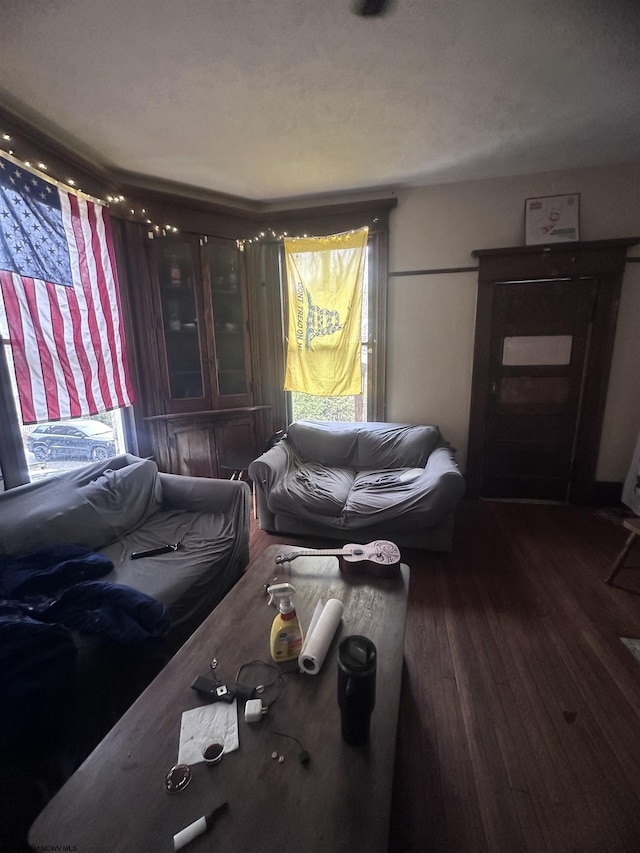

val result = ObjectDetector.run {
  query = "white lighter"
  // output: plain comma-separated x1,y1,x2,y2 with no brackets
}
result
173,802,228,851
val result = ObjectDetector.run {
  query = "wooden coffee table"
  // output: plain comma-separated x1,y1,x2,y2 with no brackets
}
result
29,545,409,853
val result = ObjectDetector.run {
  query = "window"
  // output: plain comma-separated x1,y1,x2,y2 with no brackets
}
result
290,249,369,422
1,333,126,485
287,235,385,423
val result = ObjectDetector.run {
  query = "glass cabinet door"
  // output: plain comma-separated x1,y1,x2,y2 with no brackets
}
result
206,241,251,403
155,239,205,402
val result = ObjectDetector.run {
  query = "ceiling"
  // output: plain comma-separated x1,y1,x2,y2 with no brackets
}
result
1,0,639,205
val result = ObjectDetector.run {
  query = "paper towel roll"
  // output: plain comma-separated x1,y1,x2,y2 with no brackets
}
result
299,598,343,675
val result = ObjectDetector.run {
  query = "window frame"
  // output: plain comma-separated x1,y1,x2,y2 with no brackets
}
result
286,229,388,423
0,336,29,489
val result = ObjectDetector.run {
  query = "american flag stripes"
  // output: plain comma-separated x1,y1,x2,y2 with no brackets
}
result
0,152,134,424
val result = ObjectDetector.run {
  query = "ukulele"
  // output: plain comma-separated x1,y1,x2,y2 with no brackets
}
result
275,540,401,578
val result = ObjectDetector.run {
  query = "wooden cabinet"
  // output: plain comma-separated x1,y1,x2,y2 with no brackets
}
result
117,221,271,477
151,234,253,413
147,407,269,479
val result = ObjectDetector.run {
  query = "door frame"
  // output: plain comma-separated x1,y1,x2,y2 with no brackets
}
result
466,238,639,504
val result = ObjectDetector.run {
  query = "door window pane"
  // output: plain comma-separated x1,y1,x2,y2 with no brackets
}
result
502,335,573,366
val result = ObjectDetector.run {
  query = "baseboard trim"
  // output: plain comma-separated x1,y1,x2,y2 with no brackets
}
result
593,481,623,507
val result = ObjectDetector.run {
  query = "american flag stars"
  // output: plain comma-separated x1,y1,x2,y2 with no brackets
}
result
0,159,72,287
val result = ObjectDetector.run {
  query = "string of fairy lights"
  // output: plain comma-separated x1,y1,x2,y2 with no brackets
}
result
1,130,179,235
2,134,88,196
236,223,378,247
1,129,379,245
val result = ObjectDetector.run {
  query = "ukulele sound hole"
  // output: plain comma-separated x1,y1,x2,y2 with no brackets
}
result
352,549,364,556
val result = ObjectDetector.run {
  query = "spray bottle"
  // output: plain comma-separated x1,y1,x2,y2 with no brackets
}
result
267,583,304,663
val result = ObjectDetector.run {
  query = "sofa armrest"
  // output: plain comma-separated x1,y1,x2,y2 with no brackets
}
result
248,443,294,531
423,445,466,508
248,442,291,487
158,472,251,515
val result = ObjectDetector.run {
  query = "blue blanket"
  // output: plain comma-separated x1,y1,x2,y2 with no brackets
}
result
0,544,170,744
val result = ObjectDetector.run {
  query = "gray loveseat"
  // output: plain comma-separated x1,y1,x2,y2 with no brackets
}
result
249,421,465,551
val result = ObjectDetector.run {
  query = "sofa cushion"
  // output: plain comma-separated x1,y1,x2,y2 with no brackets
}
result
342,467,448,527
287,421,441,470
287,421,358,466
267,459,354,518
77,459,162,546
355,424,441,468
0,459,161,557
0,479,104,556
98,507,244,634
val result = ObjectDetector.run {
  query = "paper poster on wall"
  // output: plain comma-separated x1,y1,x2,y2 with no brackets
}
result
622,430,640,516
524,193,580,245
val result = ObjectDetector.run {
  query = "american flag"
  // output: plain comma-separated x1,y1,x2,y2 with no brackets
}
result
0,151,134,424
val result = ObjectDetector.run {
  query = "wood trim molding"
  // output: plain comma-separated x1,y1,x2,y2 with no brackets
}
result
369,230,389,422
0,337,29,488
471,237,640,259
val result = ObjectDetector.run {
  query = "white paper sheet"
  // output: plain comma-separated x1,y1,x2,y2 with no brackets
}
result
177,699,239,765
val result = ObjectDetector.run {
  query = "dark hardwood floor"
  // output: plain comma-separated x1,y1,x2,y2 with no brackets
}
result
6,501,640,851
252,499,640,852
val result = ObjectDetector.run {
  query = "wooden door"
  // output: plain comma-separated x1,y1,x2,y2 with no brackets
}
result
483,278,595,500
466,239,639,504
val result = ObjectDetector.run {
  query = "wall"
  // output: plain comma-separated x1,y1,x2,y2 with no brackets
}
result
387,162,640,482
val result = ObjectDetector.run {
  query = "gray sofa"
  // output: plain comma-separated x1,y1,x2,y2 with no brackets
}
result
249,421,465,551
0,453,250,747
0,454,250,847
0,453,250,646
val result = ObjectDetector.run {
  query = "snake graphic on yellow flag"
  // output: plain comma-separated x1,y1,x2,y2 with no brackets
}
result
284,227,368,395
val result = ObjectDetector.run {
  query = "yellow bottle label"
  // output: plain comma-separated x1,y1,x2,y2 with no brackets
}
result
270,614,304,662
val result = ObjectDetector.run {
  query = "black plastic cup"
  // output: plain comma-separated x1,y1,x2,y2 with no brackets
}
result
337,635,377,746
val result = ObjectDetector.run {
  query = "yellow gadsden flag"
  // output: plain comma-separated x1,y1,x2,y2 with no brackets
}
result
284,227,368,396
